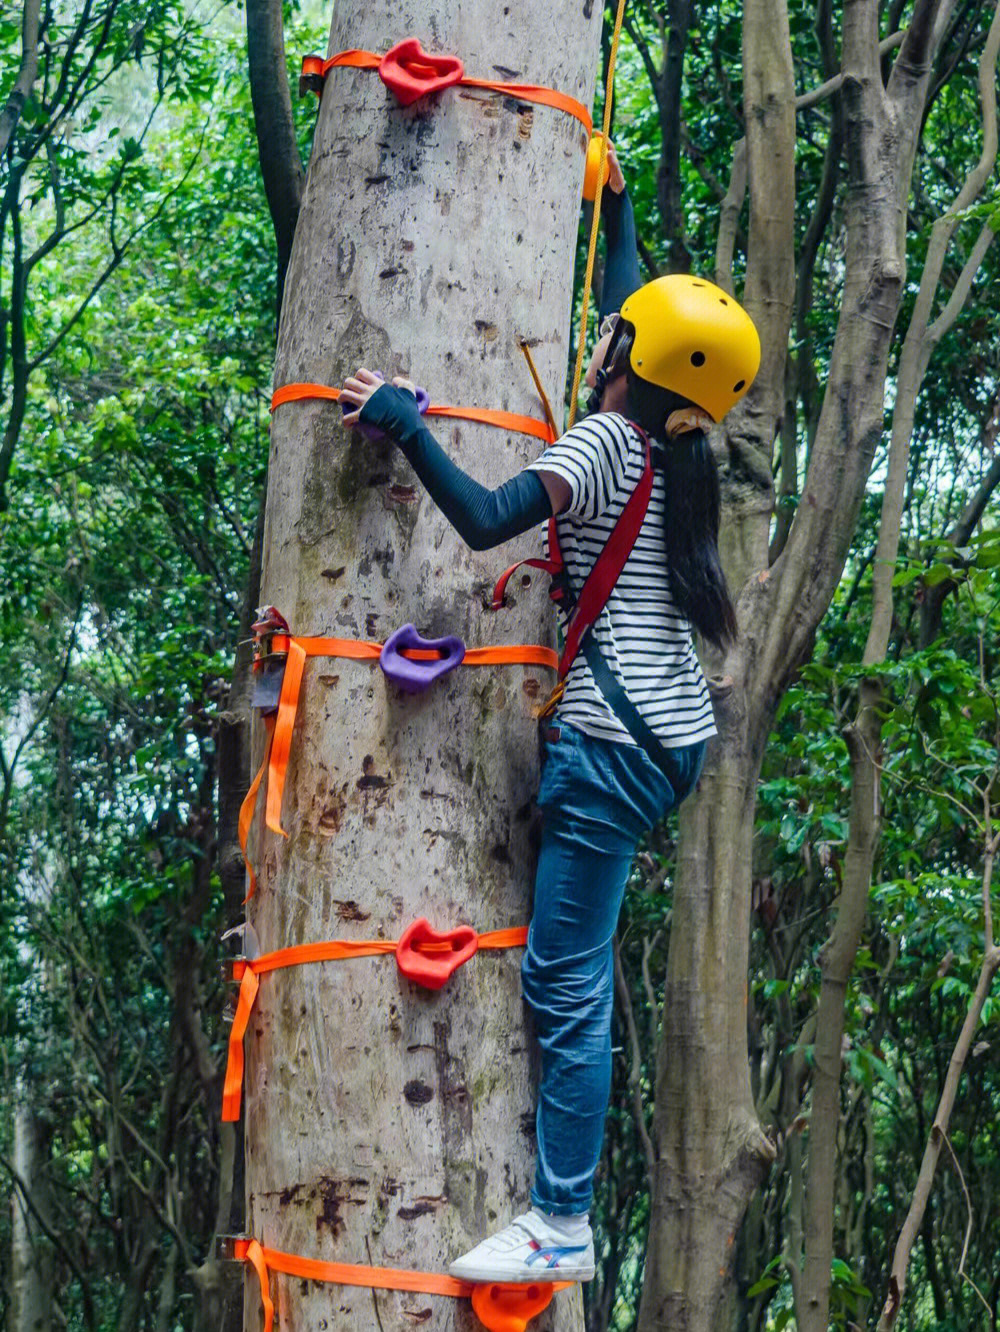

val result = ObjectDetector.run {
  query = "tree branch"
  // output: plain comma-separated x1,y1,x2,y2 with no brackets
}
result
246,0,304,319
614,939,657,1179
0,0,42,157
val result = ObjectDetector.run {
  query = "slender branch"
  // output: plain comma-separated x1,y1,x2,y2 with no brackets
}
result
796,31,904,111
613,939,656,1178
0,0,42,157
714,137,746,293
940,1131,992,1317
888,0,948,101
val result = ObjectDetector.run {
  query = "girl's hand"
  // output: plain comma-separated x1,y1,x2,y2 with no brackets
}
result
606,141,625,194
339,367,383,426
339,367,418,426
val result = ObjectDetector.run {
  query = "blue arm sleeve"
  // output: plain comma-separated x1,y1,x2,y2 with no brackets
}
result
600,187,641,319
358,384,553,551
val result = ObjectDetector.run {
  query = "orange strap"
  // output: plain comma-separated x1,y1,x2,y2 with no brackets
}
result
270,383,557,445
238,716,275,903
222,927,529,1121
221,967,260,1122
260,635,557,839
312,47,592,134
234,1237,572,1331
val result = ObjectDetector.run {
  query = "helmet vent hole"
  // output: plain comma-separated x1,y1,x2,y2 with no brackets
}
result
719,297,728,305
690,351,706,367
692,281,705,287
734,379,745,392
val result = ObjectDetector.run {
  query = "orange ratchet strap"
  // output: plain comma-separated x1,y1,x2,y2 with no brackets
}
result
303,46,592,136
241,634,557,849
222,926,529,1121
271,383,557,445
229,1237,571,1332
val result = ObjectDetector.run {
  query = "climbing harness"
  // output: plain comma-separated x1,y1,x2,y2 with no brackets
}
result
218,1235,571,1332
300,37,593,136
221,921,528,1122
490,426,688,778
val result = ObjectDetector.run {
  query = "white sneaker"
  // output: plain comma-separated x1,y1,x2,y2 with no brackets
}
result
449,1209,595,1283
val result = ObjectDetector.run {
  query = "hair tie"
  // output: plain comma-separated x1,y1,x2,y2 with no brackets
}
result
665,408,713,438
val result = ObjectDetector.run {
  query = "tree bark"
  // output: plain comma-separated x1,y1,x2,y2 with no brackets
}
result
244,3,602,1330
246,0,304,321
9,1079,54,1332
0,0,41,160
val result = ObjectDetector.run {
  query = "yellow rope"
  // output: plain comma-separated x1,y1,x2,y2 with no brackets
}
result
519,340,558,440
567,0,628,429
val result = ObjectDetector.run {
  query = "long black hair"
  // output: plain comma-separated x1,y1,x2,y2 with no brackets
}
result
594,319,737,649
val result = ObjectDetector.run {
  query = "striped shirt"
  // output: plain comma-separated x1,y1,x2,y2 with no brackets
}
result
525,412,717,748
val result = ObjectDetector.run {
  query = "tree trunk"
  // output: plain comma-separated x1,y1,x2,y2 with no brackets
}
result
245,3,602,1330
638,2,949,1327
9,1081,54,1332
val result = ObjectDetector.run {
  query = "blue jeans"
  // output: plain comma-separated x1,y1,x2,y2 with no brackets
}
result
521,720,705,1215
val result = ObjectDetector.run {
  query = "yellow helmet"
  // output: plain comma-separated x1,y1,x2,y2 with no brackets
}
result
618,274,761,422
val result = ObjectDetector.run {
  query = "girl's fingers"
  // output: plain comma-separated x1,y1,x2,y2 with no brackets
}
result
354,366,380,385
342,408,361,426
342,377,370,396
392,376,417,396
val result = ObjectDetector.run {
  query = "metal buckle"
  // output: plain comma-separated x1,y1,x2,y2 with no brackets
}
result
216,1234,250,1262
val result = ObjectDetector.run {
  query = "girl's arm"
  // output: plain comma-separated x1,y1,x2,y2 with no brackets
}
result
344,378,555,551
599,184,641,320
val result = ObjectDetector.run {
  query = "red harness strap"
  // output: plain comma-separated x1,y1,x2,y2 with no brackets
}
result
491,428,654,681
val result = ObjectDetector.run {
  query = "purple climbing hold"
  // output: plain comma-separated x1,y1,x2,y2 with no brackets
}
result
379,624,466,694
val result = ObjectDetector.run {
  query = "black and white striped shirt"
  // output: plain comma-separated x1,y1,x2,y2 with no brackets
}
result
526,412,717,748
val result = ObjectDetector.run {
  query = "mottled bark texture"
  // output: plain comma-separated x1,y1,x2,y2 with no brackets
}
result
638,2,952,1328
245,4,602,1330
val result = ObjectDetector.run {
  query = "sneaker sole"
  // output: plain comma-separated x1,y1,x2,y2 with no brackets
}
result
449,1263,595,1284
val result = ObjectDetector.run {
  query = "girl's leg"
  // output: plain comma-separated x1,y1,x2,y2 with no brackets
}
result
521,798,635,1214
449,724,703,1282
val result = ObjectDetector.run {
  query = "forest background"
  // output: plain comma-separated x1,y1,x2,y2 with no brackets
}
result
2,1,999,1330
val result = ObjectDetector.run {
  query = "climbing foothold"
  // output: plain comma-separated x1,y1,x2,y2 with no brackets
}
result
582,133,611,202
379,624,466,694
396,918,478,989
378,38,465,107
471,1282,558,1332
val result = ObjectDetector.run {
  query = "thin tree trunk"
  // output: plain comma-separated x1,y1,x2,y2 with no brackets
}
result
244,3,602,1330
0,0,41,159
9,1080,54,1332
798,9,1000,1326
640,1,953,1325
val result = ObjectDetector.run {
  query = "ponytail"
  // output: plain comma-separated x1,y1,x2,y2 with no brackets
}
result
657,425,737,649
594,321,737,649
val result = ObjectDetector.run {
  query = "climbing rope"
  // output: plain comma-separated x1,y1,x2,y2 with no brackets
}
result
566,0,628,428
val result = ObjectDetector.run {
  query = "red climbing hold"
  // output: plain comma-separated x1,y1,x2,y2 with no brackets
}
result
396,918,478,989
471,1281,559,1332
378,38,465,106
